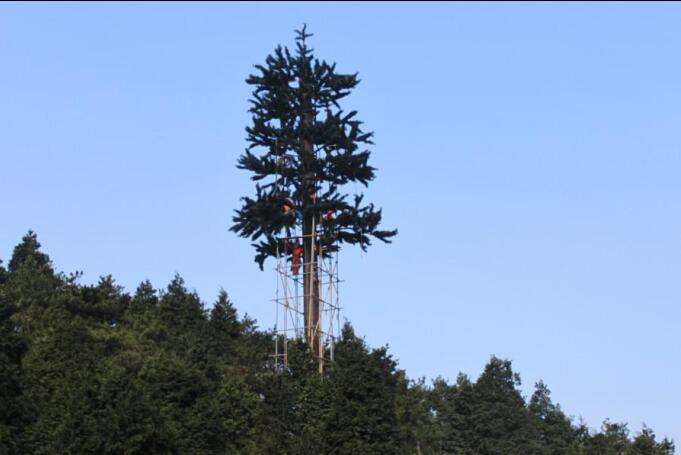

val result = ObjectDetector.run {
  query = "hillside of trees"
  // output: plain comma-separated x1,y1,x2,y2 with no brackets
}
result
0,231,674,454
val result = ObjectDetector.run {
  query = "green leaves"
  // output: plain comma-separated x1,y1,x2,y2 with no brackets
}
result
0,233,675,454
232,27,397,269
8,230,52,274
320,323,401,454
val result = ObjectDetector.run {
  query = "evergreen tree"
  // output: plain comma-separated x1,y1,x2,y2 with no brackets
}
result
7,231,52,274
626,426,675,455
74,275,128,325
229,337,315,454
467,357,535,454
528,380,581,453
231,25,396,351
206,289,241,367
321,323,401,454
429,375,466,453
158,274,206,336
1,232,66,453
155,274,210,365
19,284,112,453
584,420,632,455
0,261,29,454
124,280,158,327
4,232,63,335
0,233,676,454
395,373,438,454
210,290,241,339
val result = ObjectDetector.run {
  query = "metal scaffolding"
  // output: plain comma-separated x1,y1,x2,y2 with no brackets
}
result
270,143,343,374
272,230,341,374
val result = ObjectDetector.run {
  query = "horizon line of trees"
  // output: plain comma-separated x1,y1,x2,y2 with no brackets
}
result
0,231,674,454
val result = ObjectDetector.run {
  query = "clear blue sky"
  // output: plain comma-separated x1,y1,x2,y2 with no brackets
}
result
2,2,680,442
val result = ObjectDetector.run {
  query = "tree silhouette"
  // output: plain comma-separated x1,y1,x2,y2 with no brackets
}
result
231,25,396,352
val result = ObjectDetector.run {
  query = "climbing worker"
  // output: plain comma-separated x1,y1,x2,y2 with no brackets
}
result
323,210,334,222
291,243,304,275
282,198,295,216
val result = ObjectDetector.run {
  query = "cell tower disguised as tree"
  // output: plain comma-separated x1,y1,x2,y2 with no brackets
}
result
231,26,396,358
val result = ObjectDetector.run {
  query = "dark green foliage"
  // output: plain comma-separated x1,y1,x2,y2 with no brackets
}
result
528,381,583,453
578,421,675,455
430,373,478,454
627,426,675,455
7,231,52,274
320,324,401,454
395,374,438,454
0,261,29,453
430,359,544,454
231,26,396,269
0,232,674,454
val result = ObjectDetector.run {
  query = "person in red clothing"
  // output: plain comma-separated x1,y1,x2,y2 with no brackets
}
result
290,243,304,275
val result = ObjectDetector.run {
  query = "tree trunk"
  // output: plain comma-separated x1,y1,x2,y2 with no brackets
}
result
303,213,321,359
300,83,322,363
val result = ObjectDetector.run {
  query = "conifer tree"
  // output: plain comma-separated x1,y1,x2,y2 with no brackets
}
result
528,380,580,452
207,290,243,364
0,233,677,453
627,426,675,455
209,290,241,340
0,261,29,453
8,231,52,274
321,323,400,454
230,26,396,354
468,357,535,454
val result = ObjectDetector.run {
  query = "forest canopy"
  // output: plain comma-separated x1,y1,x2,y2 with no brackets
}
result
0,231,674,454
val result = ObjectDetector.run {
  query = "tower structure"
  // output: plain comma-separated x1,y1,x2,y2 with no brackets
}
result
230,26,396,373
271,163,341,374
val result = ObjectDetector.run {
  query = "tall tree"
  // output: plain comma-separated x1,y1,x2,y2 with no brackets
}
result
0,261,29,454
528,380,581,454
230,25,396,356
468,357,535,454
627,426,675,455
320,323,401,454
584,420,632,455
0,233,677,453
429,373,477,453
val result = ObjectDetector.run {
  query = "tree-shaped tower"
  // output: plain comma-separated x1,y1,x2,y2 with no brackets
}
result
231,26,396,370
